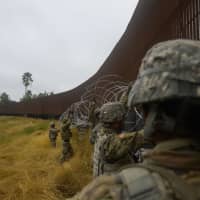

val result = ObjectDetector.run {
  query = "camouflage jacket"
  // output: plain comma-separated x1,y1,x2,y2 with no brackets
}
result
93,126,112,177
93,127,144,177
88,103,97,128
101,130,144,173
79,138,200,200
90,122,103,145
117,138,200,200
49,128,59,139
60,119,72,141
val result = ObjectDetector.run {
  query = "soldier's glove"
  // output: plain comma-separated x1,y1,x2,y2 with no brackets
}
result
78,175,124,200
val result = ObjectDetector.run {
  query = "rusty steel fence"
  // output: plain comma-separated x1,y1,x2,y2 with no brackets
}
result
150,0,200,49
0,0,199,118
178,0,200,40
168,0,200,40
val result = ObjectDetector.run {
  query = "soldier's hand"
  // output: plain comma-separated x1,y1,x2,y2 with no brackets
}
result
78,175,123,200
118,133,126,139
117,132,138,139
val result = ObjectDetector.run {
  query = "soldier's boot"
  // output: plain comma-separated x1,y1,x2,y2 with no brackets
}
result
64,145,74,160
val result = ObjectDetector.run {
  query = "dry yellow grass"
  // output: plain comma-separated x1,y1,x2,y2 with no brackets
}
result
0,116,92,200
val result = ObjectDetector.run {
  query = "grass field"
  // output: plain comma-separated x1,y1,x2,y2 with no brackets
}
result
0,116,92,200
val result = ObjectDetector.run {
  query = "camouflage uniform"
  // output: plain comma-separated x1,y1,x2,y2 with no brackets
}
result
60,117,73,162
73,40,200,200
93,102,143,177
88,100,97,129
90,122,102,145
90,108,101,145
93,126,111,177
49,122,59,147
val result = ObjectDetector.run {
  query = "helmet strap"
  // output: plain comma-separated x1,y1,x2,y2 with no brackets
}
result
144,104,157,138
174,98,190,135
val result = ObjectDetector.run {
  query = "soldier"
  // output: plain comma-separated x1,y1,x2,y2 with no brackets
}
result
74,39,200,200
88,99,97,129
60,117,73,163
93,102,143,177
90,107,101,145
48,122,59,147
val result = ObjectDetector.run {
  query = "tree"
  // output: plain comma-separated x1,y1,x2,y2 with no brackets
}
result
37,91,49,98
32,91,54,99
20,90,32,102
0,92,10,104
22,72,33,94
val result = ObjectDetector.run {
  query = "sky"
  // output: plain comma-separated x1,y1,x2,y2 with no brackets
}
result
0,0,139,101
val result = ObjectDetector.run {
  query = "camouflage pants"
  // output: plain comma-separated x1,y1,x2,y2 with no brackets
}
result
60,140,73,162
49,137,57,147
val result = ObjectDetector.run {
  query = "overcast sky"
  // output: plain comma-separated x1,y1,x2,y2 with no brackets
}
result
0,0,139,101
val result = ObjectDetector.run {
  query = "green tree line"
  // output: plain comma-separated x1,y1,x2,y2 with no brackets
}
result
0,72,54,104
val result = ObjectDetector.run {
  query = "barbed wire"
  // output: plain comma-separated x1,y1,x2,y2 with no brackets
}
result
60,74,129,124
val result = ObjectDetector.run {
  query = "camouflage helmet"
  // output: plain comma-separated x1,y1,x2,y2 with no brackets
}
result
128,39,200,107
99,102,125,123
